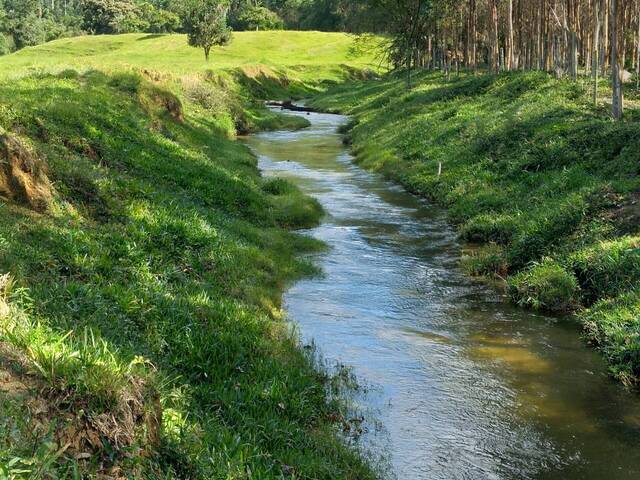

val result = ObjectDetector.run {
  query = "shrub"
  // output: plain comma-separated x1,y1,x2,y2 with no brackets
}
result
509,259,581,311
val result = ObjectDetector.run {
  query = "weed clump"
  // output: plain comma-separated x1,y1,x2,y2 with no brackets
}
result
583,289,640,386
569,236,640,304
461,243,508,277
459,213,518,245
509,260,581,312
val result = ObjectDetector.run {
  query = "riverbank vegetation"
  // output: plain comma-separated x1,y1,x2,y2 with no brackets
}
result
0,32,379,478
311,69,640,386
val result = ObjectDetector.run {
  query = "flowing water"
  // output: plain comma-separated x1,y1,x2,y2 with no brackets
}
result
243,110,640,480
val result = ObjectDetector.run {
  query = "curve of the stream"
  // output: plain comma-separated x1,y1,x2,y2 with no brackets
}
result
243,110,640,480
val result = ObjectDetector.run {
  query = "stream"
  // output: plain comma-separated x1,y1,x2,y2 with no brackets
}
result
243,109,640,479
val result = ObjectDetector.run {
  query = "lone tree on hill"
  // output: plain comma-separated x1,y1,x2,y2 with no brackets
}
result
181,0,232,61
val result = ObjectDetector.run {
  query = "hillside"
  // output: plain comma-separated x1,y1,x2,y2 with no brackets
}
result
0,31,379,80
0,33,378,478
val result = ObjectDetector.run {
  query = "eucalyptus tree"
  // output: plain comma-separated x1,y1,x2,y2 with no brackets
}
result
374,0,433,88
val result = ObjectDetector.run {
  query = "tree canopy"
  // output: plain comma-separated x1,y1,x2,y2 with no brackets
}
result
179,0,232,61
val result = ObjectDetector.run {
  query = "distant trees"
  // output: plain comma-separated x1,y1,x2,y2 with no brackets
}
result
362,0,640,119
0,0,181,54
0,0,81,49
179,0,231,61
80,0,142,33
235,4,283,30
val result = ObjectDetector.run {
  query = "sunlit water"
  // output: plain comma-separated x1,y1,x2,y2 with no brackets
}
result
243,110,640,479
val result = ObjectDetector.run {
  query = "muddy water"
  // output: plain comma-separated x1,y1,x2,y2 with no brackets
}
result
243,111,640,480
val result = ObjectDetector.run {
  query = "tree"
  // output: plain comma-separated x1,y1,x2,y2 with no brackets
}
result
374,0,432,88
80,0,141,33
236,4,283,30
593,0,601,105
610,0,623,120
180,0,231,61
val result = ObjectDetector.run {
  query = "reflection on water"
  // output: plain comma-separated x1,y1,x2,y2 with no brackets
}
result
243,110,640,480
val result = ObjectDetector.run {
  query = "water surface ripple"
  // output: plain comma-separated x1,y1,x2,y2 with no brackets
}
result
243,111,640,480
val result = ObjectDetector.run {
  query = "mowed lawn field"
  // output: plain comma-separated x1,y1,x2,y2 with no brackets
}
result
0,31,380,79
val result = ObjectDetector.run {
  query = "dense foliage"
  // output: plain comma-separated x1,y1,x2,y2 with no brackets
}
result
0,0,181,53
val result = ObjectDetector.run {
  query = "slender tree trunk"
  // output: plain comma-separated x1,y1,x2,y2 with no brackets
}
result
490,0,500,73
471,0,477,73
611,0,624,119
507,0,514,70
602,0,609,75
594,0,601,104
570,30,579,79
637,0,640,89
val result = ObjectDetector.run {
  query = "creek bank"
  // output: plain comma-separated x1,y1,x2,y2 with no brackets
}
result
309,70,640,386
246,108,640,480
0,68,376,478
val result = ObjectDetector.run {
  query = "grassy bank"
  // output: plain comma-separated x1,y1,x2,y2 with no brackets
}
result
0,34,379,478
311,71,640,386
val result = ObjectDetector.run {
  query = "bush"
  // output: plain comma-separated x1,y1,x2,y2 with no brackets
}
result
509,259,581,311
235,6,284,31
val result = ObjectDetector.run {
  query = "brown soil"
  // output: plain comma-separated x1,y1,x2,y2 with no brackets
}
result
0,340,161,472
605,191,640,235
0,133,52,211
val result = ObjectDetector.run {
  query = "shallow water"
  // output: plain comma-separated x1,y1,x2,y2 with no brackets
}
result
243,110,640,479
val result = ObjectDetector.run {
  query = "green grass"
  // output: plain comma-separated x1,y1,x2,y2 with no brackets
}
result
0,33,379,478
0,32,381,85
311,70,640,385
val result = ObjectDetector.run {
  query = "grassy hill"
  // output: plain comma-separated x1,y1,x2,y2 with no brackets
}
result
0,33,379,478
0,31,380,80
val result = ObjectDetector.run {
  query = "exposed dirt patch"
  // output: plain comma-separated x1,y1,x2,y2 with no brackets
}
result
147,88,184,123
0,133,52,211
606,191,640,235
0,339,161,466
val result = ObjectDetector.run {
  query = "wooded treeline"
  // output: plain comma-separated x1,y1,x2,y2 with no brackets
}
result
366,0,640,119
